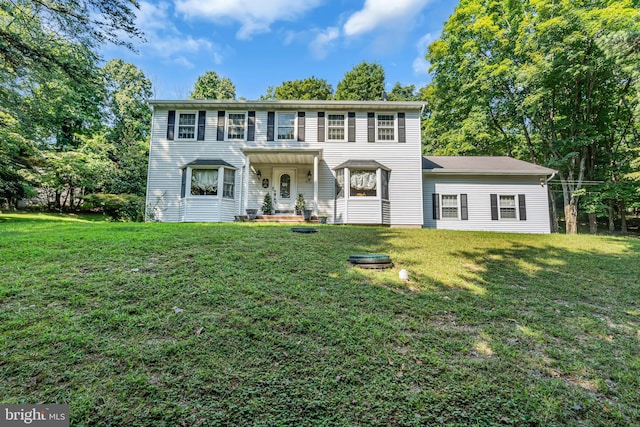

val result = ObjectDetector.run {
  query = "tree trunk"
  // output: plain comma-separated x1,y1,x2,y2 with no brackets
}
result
549,188,559,233
619,200,627,233
565,198,579,234
588,212,597,234
608,205,615,232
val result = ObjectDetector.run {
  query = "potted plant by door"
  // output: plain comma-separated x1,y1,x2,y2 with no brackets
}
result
294,193,306,215
262,193,274,215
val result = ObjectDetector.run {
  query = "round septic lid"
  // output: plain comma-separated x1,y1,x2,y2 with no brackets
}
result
348,254,391,263
291,227,318,233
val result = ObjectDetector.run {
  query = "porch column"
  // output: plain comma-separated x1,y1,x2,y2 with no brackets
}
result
313,155,319,215
243,157,250,214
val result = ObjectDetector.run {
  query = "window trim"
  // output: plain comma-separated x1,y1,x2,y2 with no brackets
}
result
440,194,459,220
498,194,518,220
185,166,236,200
326,112,347,142
276,112,297,141
376,113,396,142
225,111,247,141
176,110,198,141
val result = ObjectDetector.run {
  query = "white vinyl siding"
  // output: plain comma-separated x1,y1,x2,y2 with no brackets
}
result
146,107,424,226
422,175,551,233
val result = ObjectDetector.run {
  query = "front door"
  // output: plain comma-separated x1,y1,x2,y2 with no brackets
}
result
273,168,297,212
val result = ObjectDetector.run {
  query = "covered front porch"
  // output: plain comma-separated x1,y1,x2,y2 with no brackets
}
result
242,149,323,217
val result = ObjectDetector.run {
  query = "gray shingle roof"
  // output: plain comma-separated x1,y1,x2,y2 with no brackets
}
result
422,156,556,175
333,160,391,171
182,159,237,169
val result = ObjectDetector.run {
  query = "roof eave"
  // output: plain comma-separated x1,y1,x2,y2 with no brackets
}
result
148,99,425,111
423,169,557,176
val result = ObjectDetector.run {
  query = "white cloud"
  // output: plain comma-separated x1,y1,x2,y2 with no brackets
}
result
133,2,223,62
412,32,435,75
343,0,432,37
309,27,340,60
174,0,324,40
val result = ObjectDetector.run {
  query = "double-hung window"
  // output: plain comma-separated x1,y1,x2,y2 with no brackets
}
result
377,114,395,141
499,195,517,219
223,169,235,199
441,195,458,219
327,114,346,141
227,113,246,140
277,113,296,140
178,112,196,139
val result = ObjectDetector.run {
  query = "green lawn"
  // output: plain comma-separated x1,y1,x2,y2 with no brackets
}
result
1,213,639,426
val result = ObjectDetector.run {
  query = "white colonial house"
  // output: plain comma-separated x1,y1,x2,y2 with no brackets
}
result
145,100,556,233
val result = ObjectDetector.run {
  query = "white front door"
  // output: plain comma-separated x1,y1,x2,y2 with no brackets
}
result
273,168,297,212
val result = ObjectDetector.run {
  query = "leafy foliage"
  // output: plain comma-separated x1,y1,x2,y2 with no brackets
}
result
263,76,333,100
83,193,145,221
190,71,236,100
425,0,640,233
335,61,386,101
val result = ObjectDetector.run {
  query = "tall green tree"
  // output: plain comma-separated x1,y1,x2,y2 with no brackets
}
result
101,59,153,196
263,76,333,100
387,83,418,101
425,0,640,234
335,62,386,101
190,71,236,100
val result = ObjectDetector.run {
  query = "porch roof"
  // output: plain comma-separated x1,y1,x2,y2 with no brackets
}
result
332,160,391,171
181,159,237,169
242,149,322,165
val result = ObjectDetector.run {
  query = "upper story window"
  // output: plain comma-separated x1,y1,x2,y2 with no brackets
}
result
277,113,296,140
377,114,395,141
327,114,346,141
227,113,246,140
178,112,196,139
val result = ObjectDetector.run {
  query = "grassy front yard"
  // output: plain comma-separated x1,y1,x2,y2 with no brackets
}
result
1,214,639,426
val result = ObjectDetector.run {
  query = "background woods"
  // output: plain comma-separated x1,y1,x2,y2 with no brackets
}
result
1,0,638,230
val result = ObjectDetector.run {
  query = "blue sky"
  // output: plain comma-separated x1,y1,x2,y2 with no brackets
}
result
103,0,457,100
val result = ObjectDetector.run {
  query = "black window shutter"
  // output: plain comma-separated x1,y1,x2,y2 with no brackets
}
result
216,111,225,141
348,112,356,142
297,112,305,141
398,112,406,143
518,194,527,221
432,193,440,220
267,111,275,141
167,110,175,140
318,112,325,142
197,110,206,141
490,194,499,220
180,169,186,198
461,194,468,220
367,112,375,143
247,111,256,141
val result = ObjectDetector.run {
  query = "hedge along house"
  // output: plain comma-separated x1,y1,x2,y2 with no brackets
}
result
145,100,556,233
146,100,425,226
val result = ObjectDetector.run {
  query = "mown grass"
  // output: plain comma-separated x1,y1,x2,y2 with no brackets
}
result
1,213,639,426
